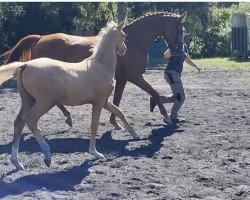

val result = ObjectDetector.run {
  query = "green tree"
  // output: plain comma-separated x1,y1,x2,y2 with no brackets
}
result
238,2,250,12
0,3,24,51
72,2,116,33
0,2,246,58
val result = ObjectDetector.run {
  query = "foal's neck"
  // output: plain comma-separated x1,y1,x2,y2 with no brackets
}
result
93,42,117,73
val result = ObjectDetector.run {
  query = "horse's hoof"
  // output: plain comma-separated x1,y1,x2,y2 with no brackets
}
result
163,116,172,125
11,158,24,171
112,123,123,130
89,150,105,159
17,165,24,171
65,116,73,127
132,133,140,140
115,126,123,130
44,158,51,167
15,164,24,171
127,126,140,140
110,118,123,130
13,162,24,171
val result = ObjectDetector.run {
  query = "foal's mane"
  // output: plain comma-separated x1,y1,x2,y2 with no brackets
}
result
90,20,117,55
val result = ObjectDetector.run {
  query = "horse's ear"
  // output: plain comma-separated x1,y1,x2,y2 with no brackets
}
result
179,12,187,22
117,19,126,31
107,16,114,23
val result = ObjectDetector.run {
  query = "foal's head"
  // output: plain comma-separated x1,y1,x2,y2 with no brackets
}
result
90,20,127,57
112,19,127,55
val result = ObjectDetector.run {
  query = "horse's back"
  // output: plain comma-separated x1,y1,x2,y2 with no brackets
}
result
21,58,71,101
33,33,97,62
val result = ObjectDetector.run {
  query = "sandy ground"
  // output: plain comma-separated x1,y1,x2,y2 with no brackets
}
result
0,69,249,200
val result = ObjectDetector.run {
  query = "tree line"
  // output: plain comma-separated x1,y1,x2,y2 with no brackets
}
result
0,2,249,58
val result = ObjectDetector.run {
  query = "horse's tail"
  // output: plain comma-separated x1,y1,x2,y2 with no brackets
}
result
0,62,26,86
1,35,41,64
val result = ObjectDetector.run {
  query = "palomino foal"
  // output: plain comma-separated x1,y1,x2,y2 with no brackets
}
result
0,20,139,171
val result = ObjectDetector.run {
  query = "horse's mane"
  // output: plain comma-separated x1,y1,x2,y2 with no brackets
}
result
87,11,184,54
90,20,117,55
126,11,181,27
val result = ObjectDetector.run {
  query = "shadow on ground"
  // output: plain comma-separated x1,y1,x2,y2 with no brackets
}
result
0,124,183,198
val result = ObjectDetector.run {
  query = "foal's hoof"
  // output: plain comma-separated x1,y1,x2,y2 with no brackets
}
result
132,133,140,140
14,163,24,171
89,150,105,159
65,116,73,127
115,124,124,131
110,118,124,130
11,159,24,171
163,116,172,125
44,158,51,167
112,122,124,130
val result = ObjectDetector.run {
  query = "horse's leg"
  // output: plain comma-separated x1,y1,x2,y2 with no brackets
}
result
104,100,140,139
11,70,36,171
57,105,72,127
23,102,53,167
89,101,105,159
11,108,26,171
11,99,35,171
110,78,127,130
130,75,169,118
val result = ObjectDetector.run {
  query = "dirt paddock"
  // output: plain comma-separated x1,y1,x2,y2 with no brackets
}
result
0,69,249,200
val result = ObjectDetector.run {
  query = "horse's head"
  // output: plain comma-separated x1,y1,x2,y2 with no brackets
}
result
113,19,127,56
163,12,187,56
90,19,127,57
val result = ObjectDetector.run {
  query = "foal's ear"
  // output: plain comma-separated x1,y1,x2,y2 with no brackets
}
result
117,19,126,31
108,16,114,23
180,12,187,22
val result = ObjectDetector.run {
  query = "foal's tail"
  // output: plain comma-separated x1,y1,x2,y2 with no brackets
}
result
1,35,41,64
0,62,26,86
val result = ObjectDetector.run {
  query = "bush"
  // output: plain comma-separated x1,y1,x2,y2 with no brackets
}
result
189,5,238,58
0,2,247,58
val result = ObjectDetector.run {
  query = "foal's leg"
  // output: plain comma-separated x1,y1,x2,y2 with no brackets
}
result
23,102,53,167
11,69,36,170
104,101,140,139
110,78,127,130
11,108,26,170
57,105,72,127
89,101,106,159
11,100,34,170
130,75,169,118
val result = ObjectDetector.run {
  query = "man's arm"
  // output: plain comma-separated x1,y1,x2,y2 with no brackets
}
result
185,54,202,73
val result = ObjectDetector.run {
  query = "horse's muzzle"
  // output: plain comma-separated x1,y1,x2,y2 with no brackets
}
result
169,43,184,57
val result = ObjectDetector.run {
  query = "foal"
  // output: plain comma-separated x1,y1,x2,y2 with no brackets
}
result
0,20,139,171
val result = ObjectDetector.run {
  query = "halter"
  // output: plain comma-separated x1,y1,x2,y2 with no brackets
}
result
168,18,184,57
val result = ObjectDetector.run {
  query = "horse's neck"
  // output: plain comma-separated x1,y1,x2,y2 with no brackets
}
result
125,17,166,51
92,43,117,72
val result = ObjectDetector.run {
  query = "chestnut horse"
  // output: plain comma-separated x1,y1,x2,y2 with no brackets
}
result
2,12,187,129
0,20,140,170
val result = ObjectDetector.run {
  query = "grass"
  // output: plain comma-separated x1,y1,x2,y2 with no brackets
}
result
1,57,249,70
189,57,250,70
